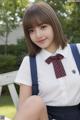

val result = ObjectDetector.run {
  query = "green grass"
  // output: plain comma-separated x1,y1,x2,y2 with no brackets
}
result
0,95,16,119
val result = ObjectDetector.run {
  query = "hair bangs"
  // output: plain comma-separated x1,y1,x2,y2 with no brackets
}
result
23,8,50,30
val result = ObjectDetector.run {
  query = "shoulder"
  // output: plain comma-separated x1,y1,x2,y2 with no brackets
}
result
69,43,80,53
76,43,80,49
22,55,29,61
64,43,80,55
76,43,80,53
18,55,30,70
21,55,30,65
20,55,38,68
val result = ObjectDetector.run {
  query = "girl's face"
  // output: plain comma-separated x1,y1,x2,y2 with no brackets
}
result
28,23,56,52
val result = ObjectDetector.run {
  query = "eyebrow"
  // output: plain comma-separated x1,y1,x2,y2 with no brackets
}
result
28,23,45,29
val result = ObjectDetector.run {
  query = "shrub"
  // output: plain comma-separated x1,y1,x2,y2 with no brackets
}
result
0,54,18,73
0,38,27,55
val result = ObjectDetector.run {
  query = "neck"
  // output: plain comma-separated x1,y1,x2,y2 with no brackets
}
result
46,44,58,53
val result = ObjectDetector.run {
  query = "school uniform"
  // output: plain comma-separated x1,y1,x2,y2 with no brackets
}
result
15,44,80,120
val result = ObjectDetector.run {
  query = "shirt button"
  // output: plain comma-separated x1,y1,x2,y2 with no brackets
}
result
72,69,76,74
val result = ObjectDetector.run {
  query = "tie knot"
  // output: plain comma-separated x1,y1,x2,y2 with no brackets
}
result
45,54,64,64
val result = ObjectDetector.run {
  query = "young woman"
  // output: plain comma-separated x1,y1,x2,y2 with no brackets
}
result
15,1,80,120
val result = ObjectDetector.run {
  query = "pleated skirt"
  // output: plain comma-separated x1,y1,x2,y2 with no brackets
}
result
47,104,80,120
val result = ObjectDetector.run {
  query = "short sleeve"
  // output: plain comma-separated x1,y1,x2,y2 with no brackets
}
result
14,56,32,86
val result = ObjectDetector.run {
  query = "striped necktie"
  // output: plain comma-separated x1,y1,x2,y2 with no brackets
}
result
45,54,66,78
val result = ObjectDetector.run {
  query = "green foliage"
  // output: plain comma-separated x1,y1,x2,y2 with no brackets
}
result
0,38,27,55
0,45,5,54
0,45,16,54
16,38,28,66
16,38,28,56
63,2,80,43
0,54,17,73
0,0,29,54
7,45,17,55
0,38,27,73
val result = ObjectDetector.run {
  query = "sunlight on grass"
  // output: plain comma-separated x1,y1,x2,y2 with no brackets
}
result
0,106,16,118
0,95,17,119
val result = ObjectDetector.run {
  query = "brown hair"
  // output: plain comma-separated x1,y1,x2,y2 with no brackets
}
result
23,2,67,56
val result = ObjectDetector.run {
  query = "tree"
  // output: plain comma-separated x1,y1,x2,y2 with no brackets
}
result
64,2,80,43
0,0,29,54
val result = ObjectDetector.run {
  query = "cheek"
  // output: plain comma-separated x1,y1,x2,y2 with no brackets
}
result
48,30,54,39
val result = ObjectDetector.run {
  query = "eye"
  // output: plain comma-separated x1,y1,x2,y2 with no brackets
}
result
41,24,47,29
28,28,34,33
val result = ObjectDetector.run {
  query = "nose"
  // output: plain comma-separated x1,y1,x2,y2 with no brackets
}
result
35,28,42,38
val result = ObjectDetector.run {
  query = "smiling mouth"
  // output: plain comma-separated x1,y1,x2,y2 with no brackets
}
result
37,39,46,44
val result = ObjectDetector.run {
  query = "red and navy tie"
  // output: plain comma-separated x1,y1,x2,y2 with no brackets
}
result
45,54,66,78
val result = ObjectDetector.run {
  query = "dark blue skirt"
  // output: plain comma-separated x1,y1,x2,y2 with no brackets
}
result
47,104,80,120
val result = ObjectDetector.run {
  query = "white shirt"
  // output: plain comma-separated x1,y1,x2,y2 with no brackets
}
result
15,44,80,106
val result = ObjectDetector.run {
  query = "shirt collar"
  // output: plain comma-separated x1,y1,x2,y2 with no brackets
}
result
39,44,69,61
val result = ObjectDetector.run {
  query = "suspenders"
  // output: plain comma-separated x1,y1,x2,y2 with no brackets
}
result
29,56,39,95
29,44,80,95
70,44,80,74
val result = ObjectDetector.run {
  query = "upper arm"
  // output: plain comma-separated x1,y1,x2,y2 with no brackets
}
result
18,84,32,110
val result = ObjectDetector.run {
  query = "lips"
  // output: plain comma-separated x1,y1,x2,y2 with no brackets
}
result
36,39,46,44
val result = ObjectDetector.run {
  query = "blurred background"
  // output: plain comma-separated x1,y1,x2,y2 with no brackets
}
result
0,0,80,119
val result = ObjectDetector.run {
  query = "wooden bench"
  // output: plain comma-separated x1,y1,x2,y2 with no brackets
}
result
0,71,19,108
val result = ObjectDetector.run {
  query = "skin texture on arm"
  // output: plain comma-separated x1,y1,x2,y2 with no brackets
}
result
17,84,32,111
